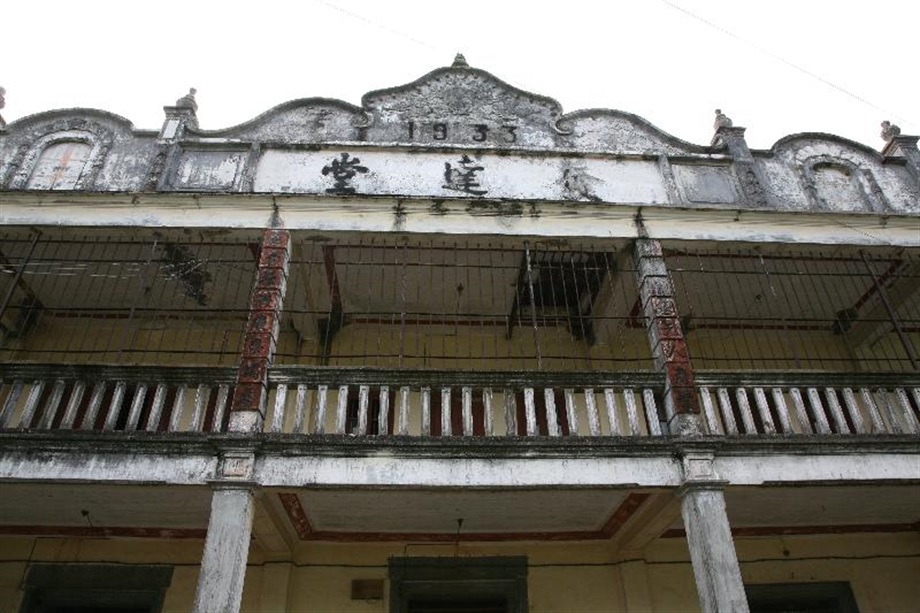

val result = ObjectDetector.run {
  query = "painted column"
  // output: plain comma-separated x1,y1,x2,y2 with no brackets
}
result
193,484,256,613
679,452,749,613
633,235,702,435
194,223,290,611
230,225,291,433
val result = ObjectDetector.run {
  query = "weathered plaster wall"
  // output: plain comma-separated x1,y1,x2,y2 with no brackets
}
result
2,535,916,612
2,61,916,221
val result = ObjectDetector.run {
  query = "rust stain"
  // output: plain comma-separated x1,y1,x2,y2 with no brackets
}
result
600,492,652,538
278,492,313,539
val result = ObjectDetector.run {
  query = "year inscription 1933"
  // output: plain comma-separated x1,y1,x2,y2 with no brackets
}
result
406,121,518,144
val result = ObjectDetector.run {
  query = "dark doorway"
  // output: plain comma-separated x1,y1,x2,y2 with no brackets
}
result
389,556,527,613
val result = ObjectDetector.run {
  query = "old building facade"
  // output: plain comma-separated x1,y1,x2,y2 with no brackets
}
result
1,57,918,612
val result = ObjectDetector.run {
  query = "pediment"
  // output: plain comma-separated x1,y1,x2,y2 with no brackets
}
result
359,58,565,148
195,98,365,144
558,110,707,155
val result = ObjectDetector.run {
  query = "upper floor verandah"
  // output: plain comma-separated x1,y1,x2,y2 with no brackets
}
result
1,226,917,442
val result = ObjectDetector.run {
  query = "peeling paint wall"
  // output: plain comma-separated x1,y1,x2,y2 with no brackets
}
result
2,62,916,220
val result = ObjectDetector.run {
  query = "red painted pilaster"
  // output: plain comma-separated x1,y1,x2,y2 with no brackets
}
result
634,237,702,435
229,228,291,433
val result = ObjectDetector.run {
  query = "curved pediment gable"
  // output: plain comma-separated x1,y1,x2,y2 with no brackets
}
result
770,132,885,165
558,109,709,155
768,133,917,214
3,108,138,139
1,109,143,191
191,98,366,144
359,60,565,148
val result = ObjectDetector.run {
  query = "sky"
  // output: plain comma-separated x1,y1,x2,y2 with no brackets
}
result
1,0,917,150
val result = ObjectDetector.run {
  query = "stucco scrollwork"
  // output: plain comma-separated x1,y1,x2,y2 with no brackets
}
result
799,155,887,213
4,119,114,190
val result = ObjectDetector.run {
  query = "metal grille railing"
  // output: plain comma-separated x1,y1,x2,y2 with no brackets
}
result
0,229,259,366
665,245,920,372
277,236,652,372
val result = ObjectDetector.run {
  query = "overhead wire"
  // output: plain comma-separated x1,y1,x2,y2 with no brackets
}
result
659,0,915,130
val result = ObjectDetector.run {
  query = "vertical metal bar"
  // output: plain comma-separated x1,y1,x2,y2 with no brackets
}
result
524,245,543,370
0,233,40,321
860,251,919,370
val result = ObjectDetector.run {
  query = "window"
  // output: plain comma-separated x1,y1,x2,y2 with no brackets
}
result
746,582,859,613
19,564,173,613
389,556,527,613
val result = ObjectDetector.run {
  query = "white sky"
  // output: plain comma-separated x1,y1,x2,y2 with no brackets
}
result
1,0,917,150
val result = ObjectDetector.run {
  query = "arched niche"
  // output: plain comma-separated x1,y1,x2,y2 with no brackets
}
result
5,121,114,190
800,156,888,213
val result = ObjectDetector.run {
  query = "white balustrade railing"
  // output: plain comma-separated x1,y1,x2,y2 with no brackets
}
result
1,366,917,438
0,366,236,434
696,374,920,436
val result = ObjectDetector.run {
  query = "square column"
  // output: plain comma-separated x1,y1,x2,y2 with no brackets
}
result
193,485,256,613
230,227,291,433
679,453,749,612
633,237,702,435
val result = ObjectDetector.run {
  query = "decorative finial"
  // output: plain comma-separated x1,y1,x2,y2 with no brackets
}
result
175,87,198,112
880,120,901,143
714,109,733,131
452,53,469,68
